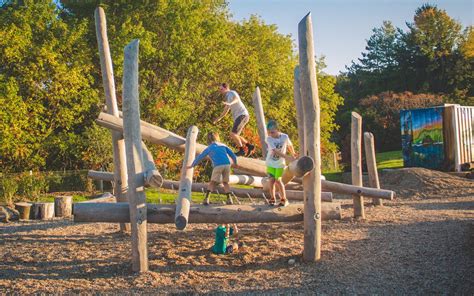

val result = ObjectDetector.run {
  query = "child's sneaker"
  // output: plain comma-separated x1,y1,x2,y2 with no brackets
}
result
202,197,210,205
245,143,255,156
278,199,289,207
268,199,276,206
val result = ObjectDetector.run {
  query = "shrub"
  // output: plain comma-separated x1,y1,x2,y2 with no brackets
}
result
0,174,19,205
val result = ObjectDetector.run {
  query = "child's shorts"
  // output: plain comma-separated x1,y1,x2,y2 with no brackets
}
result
267,166,284,179
211,164,231,183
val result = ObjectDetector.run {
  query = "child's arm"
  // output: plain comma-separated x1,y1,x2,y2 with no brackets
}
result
188,147,210,168
287,140,297,159
225,146,238,164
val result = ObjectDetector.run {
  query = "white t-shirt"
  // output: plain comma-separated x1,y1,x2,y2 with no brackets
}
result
226,90,249,120
265,133,292,168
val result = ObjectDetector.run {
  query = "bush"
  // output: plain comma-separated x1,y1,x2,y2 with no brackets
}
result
17,172,49,202
0,174,18,205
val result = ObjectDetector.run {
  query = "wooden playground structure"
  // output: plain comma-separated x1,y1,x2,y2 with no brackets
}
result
75,8,395,272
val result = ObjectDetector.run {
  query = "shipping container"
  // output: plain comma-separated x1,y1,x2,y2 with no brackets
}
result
400,104,474,171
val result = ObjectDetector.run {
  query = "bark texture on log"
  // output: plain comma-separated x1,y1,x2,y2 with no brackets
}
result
364,132,383,206
15,202,32,220
299,12,322,262
293,65,306,156
74,202,342,223
252,86,268,157
32,203,54,220
351,112,365,218
54,196,72,218
175,126,198,230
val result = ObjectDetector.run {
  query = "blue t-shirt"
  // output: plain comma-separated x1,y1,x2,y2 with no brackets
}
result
191,142,237,168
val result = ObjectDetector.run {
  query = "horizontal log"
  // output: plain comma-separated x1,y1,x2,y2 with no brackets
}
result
88,169,162,188
79,192,116,203
161,180,333,202
322,180,394,200
228,175,264,187
73,202,342,223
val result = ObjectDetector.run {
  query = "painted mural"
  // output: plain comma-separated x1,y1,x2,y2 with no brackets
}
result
400,107,444,169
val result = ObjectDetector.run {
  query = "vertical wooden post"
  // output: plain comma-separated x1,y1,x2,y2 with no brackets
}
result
298,12,322,262
122,39,148,272
95,7,130,232
252,87,268,157
293,66,306,156
351,112,365,218
364,132,383,206
175,126,198,230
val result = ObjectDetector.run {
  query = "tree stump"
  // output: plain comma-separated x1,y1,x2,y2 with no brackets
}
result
15,202,32,220
32,202,54,220
54,196,72,218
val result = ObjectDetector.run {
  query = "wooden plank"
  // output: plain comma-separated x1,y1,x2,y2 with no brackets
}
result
175,126,198,230
293,65,306,156
443,106,456,171
94,7,130,232
73,202,342,223
252,87,268,157
453,105,461,171
298,12,322,261
364,132,382,206
122,39,148,273
351,112,365,218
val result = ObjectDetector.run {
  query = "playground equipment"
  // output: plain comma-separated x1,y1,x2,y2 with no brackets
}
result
75,8,395,272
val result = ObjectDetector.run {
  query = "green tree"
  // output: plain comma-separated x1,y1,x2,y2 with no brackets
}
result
0,0,99,172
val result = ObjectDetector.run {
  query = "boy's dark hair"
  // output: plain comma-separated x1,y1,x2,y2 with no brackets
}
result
221,82,228,89
266,119,278,131
207,132,220,144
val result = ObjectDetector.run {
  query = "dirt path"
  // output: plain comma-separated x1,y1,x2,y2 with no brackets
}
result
1,194,473,294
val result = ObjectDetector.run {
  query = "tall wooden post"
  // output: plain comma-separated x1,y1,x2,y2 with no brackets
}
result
175,126,198,230
252,87,268,157
122,39,148,272
351,112,365,218
364,132,383,206
293,65,306,156
298,12,322,262
95,7,130,232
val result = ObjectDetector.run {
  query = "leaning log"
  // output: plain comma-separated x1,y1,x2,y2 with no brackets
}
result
161,180,333,202
364,132,383,206
175,126,198,230
95,7,129,232
96,112,268,176
351,112,365,218
252,86,268,157
299,12,322,261
293,65,306,156
73,202,342,223
122,39,148,272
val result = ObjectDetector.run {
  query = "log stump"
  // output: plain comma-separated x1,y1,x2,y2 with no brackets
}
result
32,202,54,220
15,202,32,220
54,196,72,218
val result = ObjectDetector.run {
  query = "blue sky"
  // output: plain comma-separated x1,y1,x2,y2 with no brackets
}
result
228,0,473,75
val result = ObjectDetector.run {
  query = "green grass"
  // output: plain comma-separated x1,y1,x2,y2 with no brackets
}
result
376,150,403,169
145,188,229,204
37,194,89,203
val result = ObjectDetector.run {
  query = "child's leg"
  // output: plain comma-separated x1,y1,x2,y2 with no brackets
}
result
275,179,286,201
222,165,233,204
267,167,277,205
203,181,216,205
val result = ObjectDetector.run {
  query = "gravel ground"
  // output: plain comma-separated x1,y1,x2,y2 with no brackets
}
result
1,169,473,294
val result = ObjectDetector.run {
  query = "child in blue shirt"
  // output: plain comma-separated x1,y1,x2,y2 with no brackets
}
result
212,224,239,254
189,132,237,205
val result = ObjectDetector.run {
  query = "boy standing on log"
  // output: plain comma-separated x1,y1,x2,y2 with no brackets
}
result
189,132,237,205
213,83,255,157
265,120,296,206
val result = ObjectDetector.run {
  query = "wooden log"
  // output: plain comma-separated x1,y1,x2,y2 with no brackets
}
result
252,86,268,157
161,180,333,202
298,12,322,261
78,192,116,204
54,196,72,218
229,174,264,187
96,113,395,199
281,156,314,184
88,170,115,182
95,7,130,232
32,203,54,220
15,202,32,220
96,112,268,176
141,142,163,188
175,126,198,230
74,202,342,223
351,112,365,218
122,39,148,273
293,65,306,156
364,132,383,206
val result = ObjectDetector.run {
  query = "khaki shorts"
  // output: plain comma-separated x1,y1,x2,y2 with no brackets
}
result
211,165,231,183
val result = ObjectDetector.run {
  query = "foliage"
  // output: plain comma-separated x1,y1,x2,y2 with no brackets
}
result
0,0,100,172
0,173,18,205
335,4,472,158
